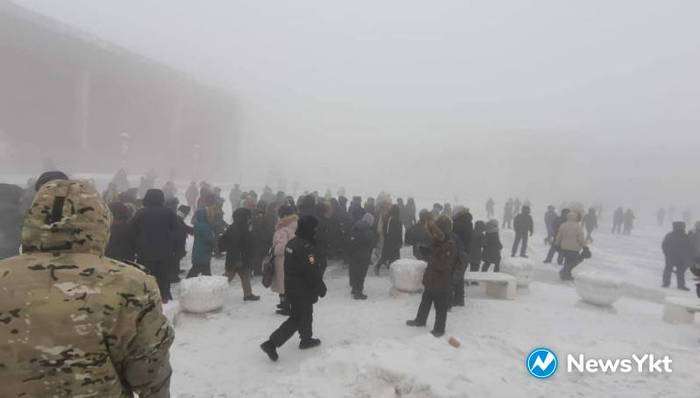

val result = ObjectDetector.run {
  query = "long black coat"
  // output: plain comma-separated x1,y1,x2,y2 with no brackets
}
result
348,220,377,266
383,216,403,252
284,236,327,303
469,230,484,266
483,230,503,263
130,193,177,262
106,222,135,263
220,223,254,270
422,237,456,292
452,212,473,252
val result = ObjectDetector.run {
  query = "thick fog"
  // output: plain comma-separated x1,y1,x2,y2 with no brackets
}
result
11,0,700,212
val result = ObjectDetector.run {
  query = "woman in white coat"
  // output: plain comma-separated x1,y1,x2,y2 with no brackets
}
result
271,205,298,315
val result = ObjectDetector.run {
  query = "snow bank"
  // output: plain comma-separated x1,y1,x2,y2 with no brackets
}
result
179,276,229,313
574,270,623,307
500,257,534,287
390,259,427,293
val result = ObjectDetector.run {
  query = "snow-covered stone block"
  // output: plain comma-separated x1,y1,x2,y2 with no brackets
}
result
574,271,622,307
500,257,534,287
662,297,700,324
179,276,229,313
163,300,181,327
390,259,427,293
464,272,517,300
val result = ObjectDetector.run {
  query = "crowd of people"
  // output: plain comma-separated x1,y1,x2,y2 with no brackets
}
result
0,169,699,396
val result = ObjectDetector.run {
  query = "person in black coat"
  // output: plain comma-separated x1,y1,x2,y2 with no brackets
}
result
469,221,486,272
452,207,473,252
261,215,327,361
0,183,25,260
544,209,570,264
511,205,534,257
348,213,377,300
662,222,691,290
106,202,135,263
130,189,177,301
482,220,503,272
375,204,403,274
219,208,260,301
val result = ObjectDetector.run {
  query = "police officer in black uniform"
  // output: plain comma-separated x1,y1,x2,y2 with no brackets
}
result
261,215,327,361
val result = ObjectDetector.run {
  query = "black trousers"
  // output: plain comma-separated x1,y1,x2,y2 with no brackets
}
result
559,250,581,280
142,259,172,301
469,259,481,272
482,260,500,272
451,276,465,305
187,263,212,278
414,290,449,333
349,259,370,293
511,232,529,256
662,261,687,288
545,244,564,264
269,300,314,347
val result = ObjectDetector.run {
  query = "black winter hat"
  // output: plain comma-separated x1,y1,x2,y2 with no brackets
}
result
233,207,252,224
142,189,165,207
296,215,319,242
35,171,68,191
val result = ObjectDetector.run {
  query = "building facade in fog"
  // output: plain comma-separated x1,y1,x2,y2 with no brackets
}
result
0,2,236,180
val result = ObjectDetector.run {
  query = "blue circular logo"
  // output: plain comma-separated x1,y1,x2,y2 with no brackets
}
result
526,347,558,379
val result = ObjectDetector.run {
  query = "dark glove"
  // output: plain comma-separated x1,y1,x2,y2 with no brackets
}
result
318,281,328,298
580,246,592,259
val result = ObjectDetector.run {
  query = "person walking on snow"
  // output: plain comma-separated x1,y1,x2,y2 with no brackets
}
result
271,205,299,315
556,212,587,281
188,208,215,278
582,207,598,242
662,221,691,291
261,215,327,361
348,212,377,300
544,205,557,246
482,220,503,272
219,208,260,301
511,205,533,258
406,216,456,338
486,198,495,219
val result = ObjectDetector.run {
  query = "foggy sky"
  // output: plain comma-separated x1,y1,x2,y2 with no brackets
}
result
13,0,700,214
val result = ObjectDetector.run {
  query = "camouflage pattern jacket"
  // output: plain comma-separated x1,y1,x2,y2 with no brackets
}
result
0,180,174,397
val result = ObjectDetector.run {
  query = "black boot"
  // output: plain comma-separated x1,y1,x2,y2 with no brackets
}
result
406,320,426,327
353,292,368,300
260,341,279,361
430,330,445,338
299,338,321,349
276,299,290,315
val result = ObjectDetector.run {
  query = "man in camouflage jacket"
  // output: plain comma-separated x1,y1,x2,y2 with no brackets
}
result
0,179,174,397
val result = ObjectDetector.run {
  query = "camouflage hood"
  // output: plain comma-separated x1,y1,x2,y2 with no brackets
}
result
21,180,112,256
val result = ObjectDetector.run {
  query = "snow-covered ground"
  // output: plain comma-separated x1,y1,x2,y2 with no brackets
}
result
169,225,700,398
